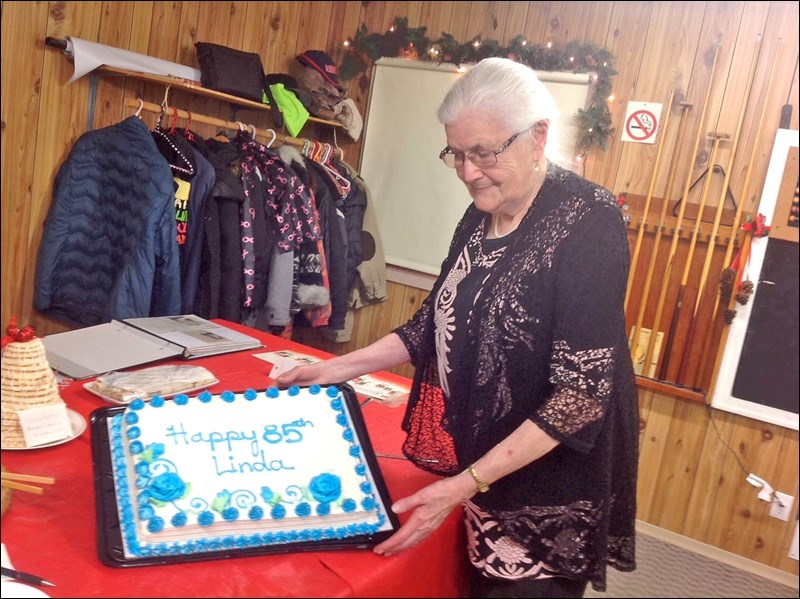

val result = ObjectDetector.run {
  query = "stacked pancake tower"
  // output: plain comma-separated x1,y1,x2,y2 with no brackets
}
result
1,319,65,448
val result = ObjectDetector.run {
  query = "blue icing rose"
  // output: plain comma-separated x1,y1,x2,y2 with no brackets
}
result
309,385,321,394
342,499,357,513
137,490,151,504
316,502,331,516
330,398,343,411
149,472,187,502
355,464,366,476
359,481,372,494
266,387,279,398
138,504,155,520
248,505,264,520
129,398,145,411
221,390,236,403
244,388,258,401
171,512,188,527
129,440,144,455
342,428,354,442
198,510,215,526
270,504,286,520
138,442,165,463
150,396,165,407
135,462,151,477
198,390,213,403
288,386,300,396
222,507,239,521
124,412,139,424
146,516,165,533
361,497,376,511
126,426,141,440
326,386,339,398
174,394,189,405
309,473,342,503
295,502,311,517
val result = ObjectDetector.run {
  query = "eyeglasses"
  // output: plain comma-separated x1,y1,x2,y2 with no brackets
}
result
439,131,524,169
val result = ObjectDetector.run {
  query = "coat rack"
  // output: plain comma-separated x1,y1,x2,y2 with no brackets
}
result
126,99,310,151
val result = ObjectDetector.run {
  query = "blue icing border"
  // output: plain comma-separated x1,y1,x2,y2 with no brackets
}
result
108,386,386,557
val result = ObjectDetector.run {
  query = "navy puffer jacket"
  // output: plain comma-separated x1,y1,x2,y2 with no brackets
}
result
34,116,181,326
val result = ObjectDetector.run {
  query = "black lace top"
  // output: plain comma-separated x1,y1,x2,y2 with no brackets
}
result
393,163,639,592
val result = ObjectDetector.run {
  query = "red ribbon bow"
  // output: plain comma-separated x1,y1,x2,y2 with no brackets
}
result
741,213,770,238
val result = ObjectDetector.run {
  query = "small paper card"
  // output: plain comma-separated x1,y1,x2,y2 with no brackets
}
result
17,403,72,447
268,356,304,379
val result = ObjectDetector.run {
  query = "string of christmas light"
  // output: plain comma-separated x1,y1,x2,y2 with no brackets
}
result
338,17,617,157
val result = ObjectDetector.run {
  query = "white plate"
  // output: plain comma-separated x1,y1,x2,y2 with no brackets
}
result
1,408,86,451
0,581,52,598
83,379,219,405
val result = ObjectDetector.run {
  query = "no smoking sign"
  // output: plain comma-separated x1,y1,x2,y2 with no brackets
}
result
621,102,663,144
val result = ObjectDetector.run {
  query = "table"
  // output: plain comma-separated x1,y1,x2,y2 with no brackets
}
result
1,322,469,598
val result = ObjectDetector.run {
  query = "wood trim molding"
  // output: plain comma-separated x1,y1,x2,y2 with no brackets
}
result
635,375,706,403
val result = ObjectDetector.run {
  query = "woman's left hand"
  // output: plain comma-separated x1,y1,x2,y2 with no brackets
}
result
373,472,475,557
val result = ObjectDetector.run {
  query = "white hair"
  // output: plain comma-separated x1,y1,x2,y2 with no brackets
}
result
437,57,561,160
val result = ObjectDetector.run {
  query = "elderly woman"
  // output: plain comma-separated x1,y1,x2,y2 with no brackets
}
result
277,57,639,598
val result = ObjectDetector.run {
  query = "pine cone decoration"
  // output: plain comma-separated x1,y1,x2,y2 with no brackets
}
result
723,309,737,324
719,267,735,303
735,291,749,305
720,267,736,284
736,280,755,305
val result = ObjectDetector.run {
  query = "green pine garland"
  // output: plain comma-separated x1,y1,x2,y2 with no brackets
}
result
339,17,617,156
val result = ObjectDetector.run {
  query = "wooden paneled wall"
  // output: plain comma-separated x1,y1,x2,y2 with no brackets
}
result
1,1,798,578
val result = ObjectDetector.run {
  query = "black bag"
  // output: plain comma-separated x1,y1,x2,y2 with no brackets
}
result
195,42,264,102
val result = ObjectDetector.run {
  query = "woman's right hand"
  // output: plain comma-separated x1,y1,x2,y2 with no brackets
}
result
274,362,333,387
275,332,410,389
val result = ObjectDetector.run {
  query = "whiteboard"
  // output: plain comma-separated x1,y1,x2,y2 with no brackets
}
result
358,58,592,276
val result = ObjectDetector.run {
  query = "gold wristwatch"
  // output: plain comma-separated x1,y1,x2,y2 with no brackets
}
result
468,464,490,493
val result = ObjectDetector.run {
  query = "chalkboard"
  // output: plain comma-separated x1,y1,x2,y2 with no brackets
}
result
730,238,798,413
712,129,799,430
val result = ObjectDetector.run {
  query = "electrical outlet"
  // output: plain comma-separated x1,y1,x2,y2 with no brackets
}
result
769,492,794,521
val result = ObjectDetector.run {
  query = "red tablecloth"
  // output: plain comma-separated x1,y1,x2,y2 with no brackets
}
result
1,322,468,598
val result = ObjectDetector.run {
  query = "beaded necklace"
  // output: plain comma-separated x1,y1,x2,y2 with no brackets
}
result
152,127,195,177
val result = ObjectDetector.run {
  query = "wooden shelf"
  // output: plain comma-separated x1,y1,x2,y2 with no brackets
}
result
96,65,343,129
635,375,706,403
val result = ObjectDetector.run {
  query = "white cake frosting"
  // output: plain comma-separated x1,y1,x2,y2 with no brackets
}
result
108,384,387,557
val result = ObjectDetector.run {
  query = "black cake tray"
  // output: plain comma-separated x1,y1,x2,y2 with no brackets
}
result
90,384,401,567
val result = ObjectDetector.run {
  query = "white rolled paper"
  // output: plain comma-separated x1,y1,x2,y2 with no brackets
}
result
63,37,202,84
